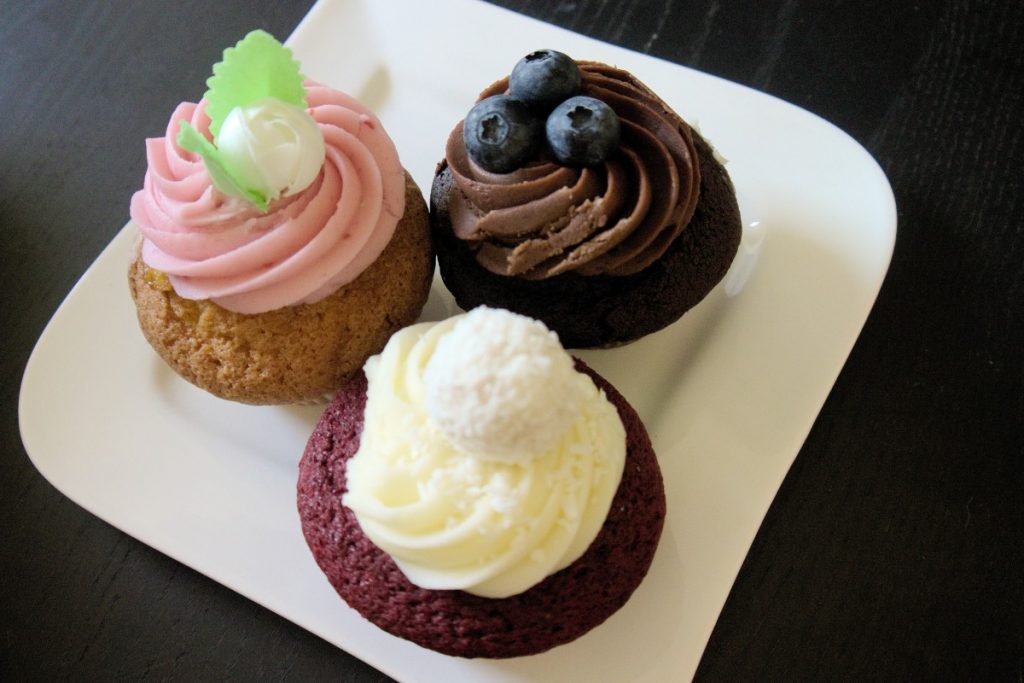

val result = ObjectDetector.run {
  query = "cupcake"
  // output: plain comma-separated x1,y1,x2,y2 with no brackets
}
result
128,31,434,404
430,49,741,348
297,307,666,658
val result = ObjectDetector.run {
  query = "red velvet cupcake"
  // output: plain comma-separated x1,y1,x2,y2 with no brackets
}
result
297,308,665,657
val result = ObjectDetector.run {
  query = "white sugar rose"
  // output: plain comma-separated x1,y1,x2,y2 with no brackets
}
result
216,96,325,201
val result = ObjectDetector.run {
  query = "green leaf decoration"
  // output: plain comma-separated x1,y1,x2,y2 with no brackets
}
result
177,121,269,212
204,29,307,140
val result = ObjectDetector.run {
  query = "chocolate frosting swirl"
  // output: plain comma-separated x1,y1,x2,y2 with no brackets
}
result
444,61,701,279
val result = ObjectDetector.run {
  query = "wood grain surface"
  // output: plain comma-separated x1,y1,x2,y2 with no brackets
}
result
2,1,1021,680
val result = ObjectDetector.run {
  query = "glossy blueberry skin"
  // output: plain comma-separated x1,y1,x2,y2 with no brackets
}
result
545,95,621,167
463,95,543,173
509,50,582,109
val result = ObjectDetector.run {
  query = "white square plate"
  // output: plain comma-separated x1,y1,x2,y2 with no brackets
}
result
19,1,895,681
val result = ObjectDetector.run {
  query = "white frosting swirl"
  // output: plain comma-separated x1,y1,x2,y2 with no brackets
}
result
343,309,626,598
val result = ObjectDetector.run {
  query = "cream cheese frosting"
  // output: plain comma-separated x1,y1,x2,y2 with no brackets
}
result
343,308,626,598
130,81,405,314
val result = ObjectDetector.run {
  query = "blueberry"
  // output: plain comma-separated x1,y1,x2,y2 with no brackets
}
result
463,95,542,173
510,50,582,109
545,96,621,167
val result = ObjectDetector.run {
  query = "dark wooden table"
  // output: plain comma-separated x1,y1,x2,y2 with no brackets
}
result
3,1,1021,680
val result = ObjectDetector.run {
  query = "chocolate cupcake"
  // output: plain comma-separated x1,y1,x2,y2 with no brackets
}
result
297,308,666,657
128,31,434,404
430,51,741,348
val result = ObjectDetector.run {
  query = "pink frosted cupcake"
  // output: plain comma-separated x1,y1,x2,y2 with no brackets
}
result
128,31,434,404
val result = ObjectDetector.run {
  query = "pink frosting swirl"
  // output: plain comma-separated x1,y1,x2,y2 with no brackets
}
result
130,82,405,314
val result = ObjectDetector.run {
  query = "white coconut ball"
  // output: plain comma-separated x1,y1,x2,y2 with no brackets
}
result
423,307,585,463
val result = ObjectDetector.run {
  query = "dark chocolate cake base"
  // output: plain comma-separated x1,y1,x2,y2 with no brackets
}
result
296,360,666,658
430,131,742,348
